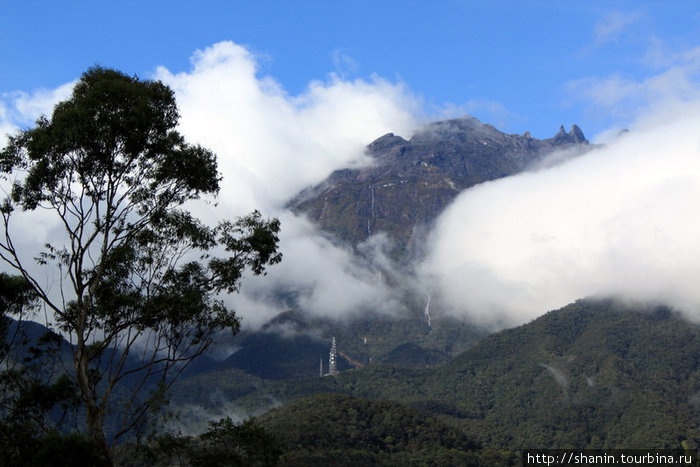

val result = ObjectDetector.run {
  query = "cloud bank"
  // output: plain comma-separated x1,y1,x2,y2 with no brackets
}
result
421,38,700,328
153,42,420,328
156,41,420,214
421,104,700,327
4,39,700,333
0,41,420,329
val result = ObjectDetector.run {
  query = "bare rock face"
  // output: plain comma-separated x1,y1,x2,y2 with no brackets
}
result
289,116,591,259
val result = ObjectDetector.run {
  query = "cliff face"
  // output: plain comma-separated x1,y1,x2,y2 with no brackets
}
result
290,116,591,258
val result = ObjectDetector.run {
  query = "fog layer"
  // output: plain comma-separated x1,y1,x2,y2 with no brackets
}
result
422,105,700,327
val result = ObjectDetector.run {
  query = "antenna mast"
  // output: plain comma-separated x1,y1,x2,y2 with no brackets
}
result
328,337,338,376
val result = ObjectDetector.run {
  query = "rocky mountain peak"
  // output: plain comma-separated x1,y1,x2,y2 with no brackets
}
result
569,124,586,143
367,132,409,154
289,116,593,258
552,124,587,145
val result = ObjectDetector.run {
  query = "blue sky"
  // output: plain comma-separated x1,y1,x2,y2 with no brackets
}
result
2,2,700,328
2,1,699,140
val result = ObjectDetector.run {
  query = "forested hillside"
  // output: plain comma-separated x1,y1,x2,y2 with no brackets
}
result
175,299,698,452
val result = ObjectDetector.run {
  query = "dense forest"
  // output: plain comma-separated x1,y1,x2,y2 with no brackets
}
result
165,298,699,462
5,289,698,465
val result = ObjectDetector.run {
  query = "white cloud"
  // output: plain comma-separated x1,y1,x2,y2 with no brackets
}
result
0,124,15,149
331,48,359,78
0,83,80,263
593,11,643,46
0,81,75,147
7,38,700,336
1,82,75,127
231,213,405,327
568,67,700,116
421,104,700,328
567,43,700,139
155,41,420,215
152,42,423,327
12,82,75,124
0,41,421,329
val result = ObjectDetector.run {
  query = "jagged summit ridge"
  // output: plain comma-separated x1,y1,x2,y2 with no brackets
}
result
290,115,592,257
371,116,587,148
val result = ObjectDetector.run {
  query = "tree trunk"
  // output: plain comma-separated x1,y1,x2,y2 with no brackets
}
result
75,338,114,465
86,403,113,465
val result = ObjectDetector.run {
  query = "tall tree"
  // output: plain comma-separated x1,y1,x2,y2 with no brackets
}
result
0,67,281,462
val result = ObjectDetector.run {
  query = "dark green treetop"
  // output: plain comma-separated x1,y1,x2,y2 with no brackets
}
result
0,66,281,463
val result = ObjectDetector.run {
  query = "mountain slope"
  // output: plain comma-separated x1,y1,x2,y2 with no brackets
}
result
196,117,592,389
194,299,699,450
290,117,591,257
425,299,700,448
256,393,510,466
182,307,486,384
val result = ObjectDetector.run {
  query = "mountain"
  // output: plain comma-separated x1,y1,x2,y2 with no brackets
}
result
176,298,699,450
182,308,485,382
184,117,594,390
7,113,696,458
290,116,591,258
12,299,698,455
172,116,599,418
424,299,699,449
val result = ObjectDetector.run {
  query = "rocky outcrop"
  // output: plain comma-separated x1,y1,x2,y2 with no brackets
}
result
289,116,592,259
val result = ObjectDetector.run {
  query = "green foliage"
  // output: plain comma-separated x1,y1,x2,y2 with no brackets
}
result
0,431,110,467
0,66,281,460
260,393,478,452
427,299,700,449
0,273,37,373
0,274,84,461
169,368,267,410
215,332,330,380
115,418,283,467
257,393,513,466
193,299,699,453
377,342,450,367
190,417,283,466
0,273,38,318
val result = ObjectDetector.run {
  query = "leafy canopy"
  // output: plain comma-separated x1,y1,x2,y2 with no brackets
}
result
0,66,281,457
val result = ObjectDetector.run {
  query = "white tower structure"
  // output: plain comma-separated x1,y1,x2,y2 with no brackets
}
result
328,337,338,376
